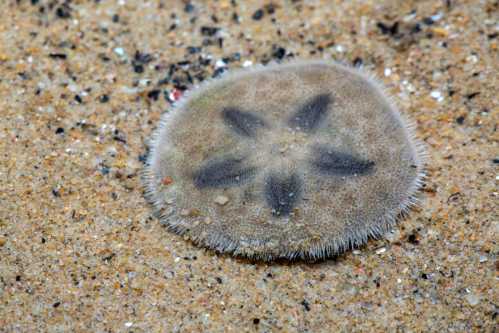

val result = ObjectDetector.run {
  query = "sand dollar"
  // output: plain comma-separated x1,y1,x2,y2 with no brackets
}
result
144,60,426,261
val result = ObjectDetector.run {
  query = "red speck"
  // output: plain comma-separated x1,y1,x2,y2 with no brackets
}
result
168,89,183,102
162,176,173,185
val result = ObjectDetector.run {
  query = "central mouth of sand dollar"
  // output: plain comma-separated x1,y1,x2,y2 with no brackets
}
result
266,129,307,157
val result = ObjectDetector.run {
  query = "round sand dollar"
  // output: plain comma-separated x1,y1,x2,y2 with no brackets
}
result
144,60,425,261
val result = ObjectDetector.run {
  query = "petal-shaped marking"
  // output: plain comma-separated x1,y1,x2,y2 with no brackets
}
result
288,94,332,132
222,108,267,138
193,158,257,188
264,173,302,216
311,146,375,176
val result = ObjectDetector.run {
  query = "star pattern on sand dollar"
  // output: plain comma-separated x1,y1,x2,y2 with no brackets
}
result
192,93,375,216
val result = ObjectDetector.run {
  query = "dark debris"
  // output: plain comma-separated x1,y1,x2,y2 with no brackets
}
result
200,26,219,37
49,53,67,60
55,4,71,19
99,94,110,103
377,21,399,36
147,89,161,101
252,9,264,21
301,299,311,312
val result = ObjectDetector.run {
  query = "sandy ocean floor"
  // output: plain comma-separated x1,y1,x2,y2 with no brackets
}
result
0,0,497,332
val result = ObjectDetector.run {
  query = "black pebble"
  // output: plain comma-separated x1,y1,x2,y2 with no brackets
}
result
55,6,71,19
265,4,276,14
53,302,61,308
113,130,127,144
410,23,422,34
134,51,153,64
55,127,64,134
133,64,144,73
377,21,399,36
232,13,239,23
422,17,435,25
186,46,201,54
301,299,311,312
212,67,226,78
466,92,480,100
200,26,219,37
99,94,110,103
252,9,264,20
74,95,82,103
253,318,260,325
132,51,153,73
138,153,148,164
353,57,363,67
99,54,111,62
147,90,161,101
407,233,419,245
49,53,67,60
272,47,286,60
456,116,465,124
100,166,110,175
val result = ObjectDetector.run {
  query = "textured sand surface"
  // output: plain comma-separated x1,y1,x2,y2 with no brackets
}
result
0,0,497,332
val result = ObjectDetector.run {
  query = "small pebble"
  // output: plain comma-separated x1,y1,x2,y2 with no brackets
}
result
465,293,480,306
215,59,227,69
335,45,345,53
430,90,444,102
214,195,229,205
113,47,125,57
